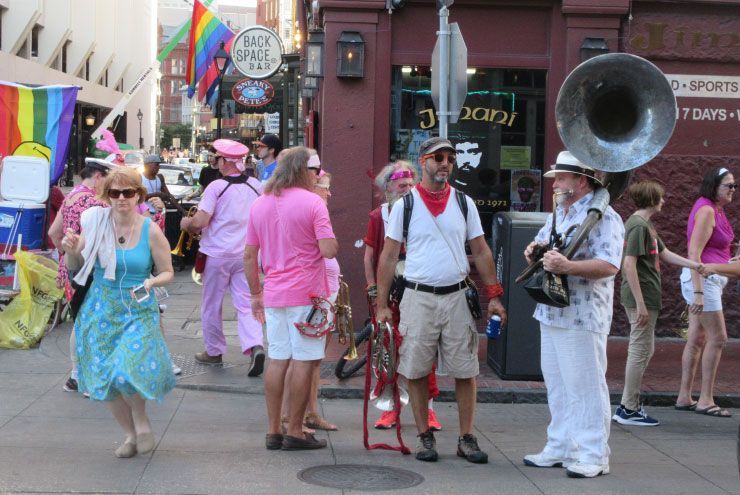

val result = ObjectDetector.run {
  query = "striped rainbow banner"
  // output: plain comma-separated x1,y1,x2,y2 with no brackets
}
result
0,81,78,184
185,0,234,98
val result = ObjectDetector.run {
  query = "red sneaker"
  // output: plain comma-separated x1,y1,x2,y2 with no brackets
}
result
374,410,398,429
428,409,442,431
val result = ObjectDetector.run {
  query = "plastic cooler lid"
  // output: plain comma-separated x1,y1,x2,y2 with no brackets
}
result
0,156,50,203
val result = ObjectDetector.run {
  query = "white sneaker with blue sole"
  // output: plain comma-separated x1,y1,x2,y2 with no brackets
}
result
612,405,660,426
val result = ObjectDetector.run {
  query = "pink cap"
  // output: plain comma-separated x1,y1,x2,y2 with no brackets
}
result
213,139,249,159
307,154,321,170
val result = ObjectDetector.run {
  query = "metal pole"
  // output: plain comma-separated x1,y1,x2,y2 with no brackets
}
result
438,5,450,138
138,120,143,149
216,74,223,140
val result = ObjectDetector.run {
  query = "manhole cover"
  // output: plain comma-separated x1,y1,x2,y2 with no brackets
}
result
298,464,424,491
171,354,237,378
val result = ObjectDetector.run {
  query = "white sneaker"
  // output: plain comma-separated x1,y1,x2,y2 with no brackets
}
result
523,451,575,468
566,461,610,478
172,362,182,375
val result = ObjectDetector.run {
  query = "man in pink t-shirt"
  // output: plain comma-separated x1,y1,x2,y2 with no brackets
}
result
181,139,265,375
244,146,338,451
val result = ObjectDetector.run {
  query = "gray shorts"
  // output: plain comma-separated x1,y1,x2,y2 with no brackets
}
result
397,287,479,380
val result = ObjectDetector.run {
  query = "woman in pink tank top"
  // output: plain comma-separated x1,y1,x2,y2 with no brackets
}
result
676,167,735,418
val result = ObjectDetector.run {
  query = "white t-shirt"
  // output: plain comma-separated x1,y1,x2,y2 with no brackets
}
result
386,188,483,286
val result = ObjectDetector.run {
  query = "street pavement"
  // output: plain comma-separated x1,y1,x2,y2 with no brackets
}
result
0,271,738,494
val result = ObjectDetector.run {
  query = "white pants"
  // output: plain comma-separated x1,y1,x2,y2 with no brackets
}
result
540,323,611,465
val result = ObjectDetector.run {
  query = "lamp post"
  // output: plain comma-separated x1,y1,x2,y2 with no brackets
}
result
136,108,144,149
214,41,230,140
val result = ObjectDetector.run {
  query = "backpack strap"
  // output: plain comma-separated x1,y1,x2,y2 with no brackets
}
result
402,192,414,242
216,175,252,199
455,188,468,222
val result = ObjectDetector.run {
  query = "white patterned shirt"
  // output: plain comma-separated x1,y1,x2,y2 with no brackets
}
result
532,192,625,334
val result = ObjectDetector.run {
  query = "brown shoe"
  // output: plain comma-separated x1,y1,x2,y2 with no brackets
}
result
194,351,222,365
265,433,283,450
281,432,327,450
304,412,338,431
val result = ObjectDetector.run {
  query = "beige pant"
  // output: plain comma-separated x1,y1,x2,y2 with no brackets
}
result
620,307,660,411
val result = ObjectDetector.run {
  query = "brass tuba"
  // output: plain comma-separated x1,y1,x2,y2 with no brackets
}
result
335,276,357,360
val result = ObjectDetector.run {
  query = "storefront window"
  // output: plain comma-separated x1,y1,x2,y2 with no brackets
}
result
390,66,546,236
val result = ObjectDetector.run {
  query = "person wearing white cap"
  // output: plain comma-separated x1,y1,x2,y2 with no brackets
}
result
180,139,265,376
522,151,624,479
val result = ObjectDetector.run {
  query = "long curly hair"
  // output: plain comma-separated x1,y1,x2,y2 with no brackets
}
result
263,146,315,196
374,160,418,202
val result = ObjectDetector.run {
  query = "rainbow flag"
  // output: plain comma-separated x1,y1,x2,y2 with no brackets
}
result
0,81,78,185
186,0,234,99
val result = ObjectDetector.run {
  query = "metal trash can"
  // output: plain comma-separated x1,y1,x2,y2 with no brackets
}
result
488,212,548,381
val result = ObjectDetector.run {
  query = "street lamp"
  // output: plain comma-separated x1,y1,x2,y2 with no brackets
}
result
136,108,144,149
214,41,229,140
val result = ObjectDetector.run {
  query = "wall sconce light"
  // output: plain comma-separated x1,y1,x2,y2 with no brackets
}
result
85,113,95,126
305,31,324,77
580,37,609,62
336,31,364,78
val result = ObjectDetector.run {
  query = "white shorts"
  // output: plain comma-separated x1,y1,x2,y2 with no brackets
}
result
265,305,326,361
680,267,728,312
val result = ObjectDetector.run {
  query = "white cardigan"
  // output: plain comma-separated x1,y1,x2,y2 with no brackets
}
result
72,206,117,285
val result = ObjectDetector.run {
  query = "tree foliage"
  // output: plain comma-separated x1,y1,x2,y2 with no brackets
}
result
159,123,192,149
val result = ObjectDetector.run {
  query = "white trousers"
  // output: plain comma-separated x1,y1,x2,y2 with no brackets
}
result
540,323,611,465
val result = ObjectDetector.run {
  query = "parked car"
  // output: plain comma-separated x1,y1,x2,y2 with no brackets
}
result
157,164,198,201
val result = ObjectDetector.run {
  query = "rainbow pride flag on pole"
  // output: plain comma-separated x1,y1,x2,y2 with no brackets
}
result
186,0,234,99
0,81,78,184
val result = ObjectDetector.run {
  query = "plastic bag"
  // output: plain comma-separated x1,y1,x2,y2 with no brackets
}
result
0,251,63,349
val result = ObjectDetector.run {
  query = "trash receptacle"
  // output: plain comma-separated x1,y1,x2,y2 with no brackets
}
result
488,212,548,381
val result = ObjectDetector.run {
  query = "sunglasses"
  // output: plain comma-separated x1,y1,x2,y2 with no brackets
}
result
423,152,456,165
720,183,737,190
108,188,137,199
308,167,321,175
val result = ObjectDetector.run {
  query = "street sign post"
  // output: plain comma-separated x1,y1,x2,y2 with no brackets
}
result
430,5,467,138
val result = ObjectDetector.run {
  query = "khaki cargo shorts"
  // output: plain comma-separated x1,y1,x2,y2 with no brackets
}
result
397,287,479,380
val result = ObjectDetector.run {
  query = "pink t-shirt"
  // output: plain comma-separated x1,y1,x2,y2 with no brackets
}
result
246,187,336,307
198,175,263,258
325,257,340,295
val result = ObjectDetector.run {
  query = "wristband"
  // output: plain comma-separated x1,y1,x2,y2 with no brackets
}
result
484,283,504,299
250,289,263,296
693,291,703,294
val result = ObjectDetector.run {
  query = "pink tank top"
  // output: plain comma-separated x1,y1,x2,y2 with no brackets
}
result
686,197,735,263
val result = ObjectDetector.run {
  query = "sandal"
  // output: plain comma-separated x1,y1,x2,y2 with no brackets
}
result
282,415,315,434
695,405,732,418
304,412,338,431
674,401,698,411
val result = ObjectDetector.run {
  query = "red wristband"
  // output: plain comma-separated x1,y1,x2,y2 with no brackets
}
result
484,283,504,299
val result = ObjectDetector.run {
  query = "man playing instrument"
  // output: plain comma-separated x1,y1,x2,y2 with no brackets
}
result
522,151,624,479
376,137,506,464
181,139,265,376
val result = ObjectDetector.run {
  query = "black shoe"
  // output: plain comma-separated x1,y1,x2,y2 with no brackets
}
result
415,430,438,462
457,433,488,464
63,377,78,392
248,346,265,377
265,433,283,450
281,433,327,450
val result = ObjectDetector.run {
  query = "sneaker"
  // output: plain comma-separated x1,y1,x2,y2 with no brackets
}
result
374,410,398,430
194,351,222,365
172,362,182,375
247,346,265,377
428,409,442,431
566,461,610,478
415,430,438,462
456,433,488,464
612,405,659,426
523,451,575,468
62,377,78,392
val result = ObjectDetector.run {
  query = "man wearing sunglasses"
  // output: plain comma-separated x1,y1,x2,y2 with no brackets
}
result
375,136,507,464
253,133,282,182
181,139,265,376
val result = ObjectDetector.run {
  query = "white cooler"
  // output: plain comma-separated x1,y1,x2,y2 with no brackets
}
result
0,156,50,250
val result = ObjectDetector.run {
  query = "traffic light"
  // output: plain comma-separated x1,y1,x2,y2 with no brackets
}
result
385,0,406,12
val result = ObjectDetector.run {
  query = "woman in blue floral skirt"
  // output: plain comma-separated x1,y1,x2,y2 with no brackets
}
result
62,167,175,458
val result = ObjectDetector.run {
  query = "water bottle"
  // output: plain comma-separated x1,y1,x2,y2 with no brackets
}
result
486,315,502,339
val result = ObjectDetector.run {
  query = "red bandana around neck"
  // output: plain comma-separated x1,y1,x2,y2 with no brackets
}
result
416,183,451,217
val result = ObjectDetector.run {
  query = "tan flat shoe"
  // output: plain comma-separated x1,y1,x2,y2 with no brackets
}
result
114,440,137,458
304,412,338,431
136,432,155,454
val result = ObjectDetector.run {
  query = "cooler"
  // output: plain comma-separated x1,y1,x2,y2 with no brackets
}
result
0,156,50,250
0,202,46,250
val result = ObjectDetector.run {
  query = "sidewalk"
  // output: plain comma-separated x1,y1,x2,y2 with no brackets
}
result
154,272,739,407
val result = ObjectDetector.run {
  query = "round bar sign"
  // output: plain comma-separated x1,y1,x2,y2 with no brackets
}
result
231,26,284,80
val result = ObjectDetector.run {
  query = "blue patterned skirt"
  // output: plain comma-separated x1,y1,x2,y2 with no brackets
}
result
75,279,175,401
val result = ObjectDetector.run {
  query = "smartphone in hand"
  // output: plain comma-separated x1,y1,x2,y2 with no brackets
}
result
131,284,150,303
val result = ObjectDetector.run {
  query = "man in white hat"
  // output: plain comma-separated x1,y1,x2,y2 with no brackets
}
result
522,151,624,479
181,138,265,376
